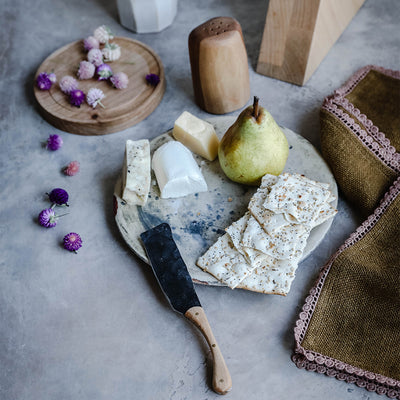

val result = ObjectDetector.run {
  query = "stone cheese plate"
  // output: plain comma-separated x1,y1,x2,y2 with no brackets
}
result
114,116,338,286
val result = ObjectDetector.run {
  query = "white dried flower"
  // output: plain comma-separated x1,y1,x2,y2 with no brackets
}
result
87,88,105,108
102,43,121,62
93,25,114,44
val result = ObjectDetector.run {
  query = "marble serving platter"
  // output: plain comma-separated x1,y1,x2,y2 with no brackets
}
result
114,116,338,286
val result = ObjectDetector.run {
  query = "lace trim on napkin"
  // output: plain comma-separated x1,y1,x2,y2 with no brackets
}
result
334,65,400,97
293,176,400,399
322,65,400,173
322,98,400,173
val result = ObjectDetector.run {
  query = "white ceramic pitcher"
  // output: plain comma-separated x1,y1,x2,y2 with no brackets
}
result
117,0,178,33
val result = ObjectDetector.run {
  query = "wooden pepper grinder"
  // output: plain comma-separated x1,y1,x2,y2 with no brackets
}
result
189,17,250,114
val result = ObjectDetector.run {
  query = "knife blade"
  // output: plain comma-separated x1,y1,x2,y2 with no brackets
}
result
140,223,232,395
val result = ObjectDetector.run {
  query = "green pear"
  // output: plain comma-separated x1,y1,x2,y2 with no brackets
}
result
218,97,289,185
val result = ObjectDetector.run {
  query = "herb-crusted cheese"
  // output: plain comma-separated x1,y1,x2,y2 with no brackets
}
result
122,139,151,206
172,111,219,161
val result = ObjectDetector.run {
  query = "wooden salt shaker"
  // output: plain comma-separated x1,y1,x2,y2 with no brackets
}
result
189,17,250,114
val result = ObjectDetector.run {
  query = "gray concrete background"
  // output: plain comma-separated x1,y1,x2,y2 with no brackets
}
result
1,0,399,399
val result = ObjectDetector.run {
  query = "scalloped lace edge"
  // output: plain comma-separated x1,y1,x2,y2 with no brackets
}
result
293,176,400,399
334,65,400,97
323,65,400,173
322,98,400,173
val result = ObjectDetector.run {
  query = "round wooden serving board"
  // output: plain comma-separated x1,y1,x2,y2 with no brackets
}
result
34,37,165,135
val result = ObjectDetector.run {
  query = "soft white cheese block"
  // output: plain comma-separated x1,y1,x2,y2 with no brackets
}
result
122,139,151,206
152,141,208,199
172,111,219,161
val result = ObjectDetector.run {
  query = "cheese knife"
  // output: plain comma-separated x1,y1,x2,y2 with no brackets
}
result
140,223,232,395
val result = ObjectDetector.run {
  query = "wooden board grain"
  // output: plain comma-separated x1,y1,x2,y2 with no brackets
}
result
34,37,165,135
256,0,365,85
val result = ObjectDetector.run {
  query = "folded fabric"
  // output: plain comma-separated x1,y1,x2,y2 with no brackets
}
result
292,65,400,398
293,177,400,398
320,65,400,216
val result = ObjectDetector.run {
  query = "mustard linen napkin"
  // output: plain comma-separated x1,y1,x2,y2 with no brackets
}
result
292,66,400,398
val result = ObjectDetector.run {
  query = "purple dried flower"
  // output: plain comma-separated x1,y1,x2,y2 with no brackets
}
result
38,208,58,228
87,88,105,108
46,134,63,151
96,63,113,80
77,61,95,80
63,232,82,252
47,188,69,206
69,89,85,107
83,35,100,51
48,73,57,84
59,76,78,94
87,48,103,67
36,73,53,90
145,73,160,86
110,71,129,89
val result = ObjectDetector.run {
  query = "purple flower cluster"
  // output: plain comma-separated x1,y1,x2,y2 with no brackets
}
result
63,232,83,252
46,134,63,151
36,72,54,91
37,187,83,253
146,73,160,87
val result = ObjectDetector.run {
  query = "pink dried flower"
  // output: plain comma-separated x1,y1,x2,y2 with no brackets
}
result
69,90,85,107
77,61,95,80
87,88,105,108
87,48,103,67
110,71,129,89
64,161,80,176
46,134,63,151
36,73,52,90
94,25,114,44
83,36,100,51
59,76,78,94
63,232,82,252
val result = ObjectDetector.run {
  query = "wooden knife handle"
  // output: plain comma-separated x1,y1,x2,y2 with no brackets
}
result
185,306,232,395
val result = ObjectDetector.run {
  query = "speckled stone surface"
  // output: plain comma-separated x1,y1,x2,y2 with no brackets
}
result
0,0,399,399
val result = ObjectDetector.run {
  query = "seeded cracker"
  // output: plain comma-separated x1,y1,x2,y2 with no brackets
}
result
196,234,251,289
263,173,333,227
241,215,308,260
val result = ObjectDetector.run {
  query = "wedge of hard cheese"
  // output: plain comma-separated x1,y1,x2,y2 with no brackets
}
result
122,139,151,206
172,111,219,161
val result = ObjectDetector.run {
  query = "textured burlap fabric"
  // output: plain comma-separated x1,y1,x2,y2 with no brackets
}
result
292,66,400,398
320,66,400,216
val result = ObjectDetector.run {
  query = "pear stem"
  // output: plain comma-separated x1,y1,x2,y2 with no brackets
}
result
252,96,259,120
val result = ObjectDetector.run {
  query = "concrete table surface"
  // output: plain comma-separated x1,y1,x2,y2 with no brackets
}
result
0,0,399,399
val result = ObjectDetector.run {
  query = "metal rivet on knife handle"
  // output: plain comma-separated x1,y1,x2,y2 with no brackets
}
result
185,306,232,395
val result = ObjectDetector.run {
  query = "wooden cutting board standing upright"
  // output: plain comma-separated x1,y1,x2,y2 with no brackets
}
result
256,0,366,85
189,17,250,114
